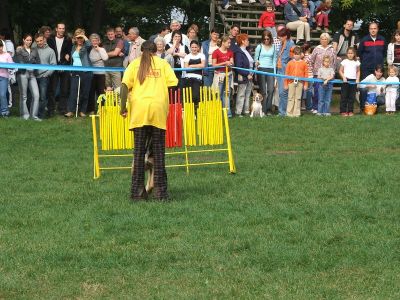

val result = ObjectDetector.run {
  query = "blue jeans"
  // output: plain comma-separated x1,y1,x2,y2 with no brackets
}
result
37,77,49,118
0,76,9,116
277,67,288,116
258,67,275,114
203,68,214,87
264,27,277,38
304,81,314,110
217,73,232,117
318,83,333,114
17,72,40,119
67,72,93,113
312,76,320,110
309,1,322,16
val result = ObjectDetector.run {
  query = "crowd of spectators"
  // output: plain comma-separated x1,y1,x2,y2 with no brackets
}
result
0,0,399,120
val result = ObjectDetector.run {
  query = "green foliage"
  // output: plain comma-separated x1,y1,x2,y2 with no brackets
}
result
1,113,400,298
7,0,211,43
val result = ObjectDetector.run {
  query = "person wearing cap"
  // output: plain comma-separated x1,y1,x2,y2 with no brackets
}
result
163,20,190,48
64,29,93,118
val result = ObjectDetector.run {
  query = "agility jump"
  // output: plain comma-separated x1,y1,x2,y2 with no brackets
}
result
91,86,236,179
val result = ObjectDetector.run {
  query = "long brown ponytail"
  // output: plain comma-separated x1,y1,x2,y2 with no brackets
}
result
138,41,156,85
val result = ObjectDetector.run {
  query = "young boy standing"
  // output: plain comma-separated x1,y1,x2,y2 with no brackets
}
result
284,46,309,117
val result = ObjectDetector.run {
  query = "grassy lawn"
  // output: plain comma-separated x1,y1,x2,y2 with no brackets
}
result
1,113,400,299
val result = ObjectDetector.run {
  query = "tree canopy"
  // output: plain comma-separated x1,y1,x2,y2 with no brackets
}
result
1,0,210,42
1,0,400,43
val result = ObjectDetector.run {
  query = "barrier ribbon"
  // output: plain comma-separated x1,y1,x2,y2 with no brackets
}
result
0,62,397,85
232,66,399,86
0,62,217,73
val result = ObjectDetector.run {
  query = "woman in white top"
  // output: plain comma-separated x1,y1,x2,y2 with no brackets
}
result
359,65,386,109
183,40,205,106
165,30,189,88
88,33,108,114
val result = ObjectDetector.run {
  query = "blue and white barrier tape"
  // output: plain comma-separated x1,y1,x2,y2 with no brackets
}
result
0,63,397,85
0,62,216,73
232,66,398,86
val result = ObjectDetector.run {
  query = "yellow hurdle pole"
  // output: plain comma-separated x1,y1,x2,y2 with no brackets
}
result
225,65,229,110
206,87,210,145
91,115,101,179
212,89,217,145
184,145,190,174
223,108,236,174
198,87,202,146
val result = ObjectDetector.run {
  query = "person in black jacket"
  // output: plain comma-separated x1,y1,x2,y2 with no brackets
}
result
47,23,72,116
234,33,254,116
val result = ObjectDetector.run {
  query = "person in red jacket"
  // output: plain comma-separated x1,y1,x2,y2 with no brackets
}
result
258,2,277,38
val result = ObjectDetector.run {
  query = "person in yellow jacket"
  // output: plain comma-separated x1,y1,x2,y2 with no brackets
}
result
120,41,178,201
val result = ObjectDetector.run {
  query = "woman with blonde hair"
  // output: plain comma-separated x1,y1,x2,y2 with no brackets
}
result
88,33,108,114
120,41,178,201
65,28,93,117
187,24,199,43
309,32,336,113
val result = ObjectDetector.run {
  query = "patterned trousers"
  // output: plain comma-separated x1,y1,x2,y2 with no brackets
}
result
131,126,168,200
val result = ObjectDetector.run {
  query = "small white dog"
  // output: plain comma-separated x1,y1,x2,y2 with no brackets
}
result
250,92,264,118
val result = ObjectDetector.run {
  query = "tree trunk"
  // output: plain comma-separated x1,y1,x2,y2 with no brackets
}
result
0,0,10,31
90,0,105,34
73,0,83,28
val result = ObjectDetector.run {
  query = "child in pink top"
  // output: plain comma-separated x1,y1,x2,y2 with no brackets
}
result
0,40,14,117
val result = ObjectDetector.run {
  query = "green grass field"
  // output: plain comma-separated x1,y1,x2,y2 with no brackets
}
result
1,114,400,299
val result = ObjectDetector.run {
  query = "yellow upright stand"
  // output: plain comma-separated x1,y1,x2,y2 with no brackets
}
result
91,88,236,179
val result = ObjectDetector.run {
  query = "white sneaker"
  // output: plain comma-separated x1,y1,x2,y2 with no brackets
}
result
249,0,256,3
223,4,232,9
236,0,243,4
312,109,318,114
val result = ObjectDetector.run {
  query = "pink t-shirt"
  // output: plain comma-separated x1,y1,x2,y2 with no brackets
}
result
0,52,13,78
212,48,233,72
